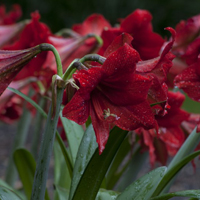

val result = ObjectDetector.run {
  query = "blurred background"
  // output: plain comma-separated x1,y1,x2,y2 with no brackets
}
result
2,0,200,35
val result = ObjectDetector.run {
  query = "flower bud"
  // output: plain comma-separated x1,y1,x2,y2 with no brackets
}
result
0,45,42,96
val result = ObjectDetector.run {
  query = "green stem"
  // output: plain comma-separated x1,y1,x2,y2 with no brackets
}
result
5,91,32,187
30,97,46,159
62,59,79,81
79,54,106,64
39,43,63,77
31,88,64,200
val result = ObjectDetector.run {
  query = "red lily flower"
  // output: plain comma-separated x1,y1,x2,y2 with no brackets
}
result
174,56,200,102
99,9,165,60
0,4,22,25
63,36,158,154
172,14,200,58
3,11,52,80
137,91,190,166
168,14,200,87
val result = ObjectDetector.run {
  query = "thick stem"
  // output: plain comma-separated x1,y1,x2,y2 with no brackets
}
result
31,88,64,200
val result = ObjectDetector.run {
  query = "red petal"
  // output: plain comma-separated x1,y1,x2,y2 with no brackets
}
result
174,61,200,102
104,33,133,58
90,98,110,154
121,9,164,60
62,90,90,125
102,43,140,76
72,14,111,36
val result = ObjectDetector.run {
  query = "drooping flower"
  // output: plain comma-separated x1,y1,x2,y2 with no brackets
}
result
44,14,111,71
0,45,42,96
63,37,158,154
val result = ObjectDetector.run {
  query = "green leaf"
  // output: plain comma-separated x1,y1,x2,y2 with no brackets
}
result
182,93,200,113
55,131,73,179
116,149,148,192
54,185,69,200
0,185,22,200
60,108,84,165
7,87,47,118
151,190,200,200
13,149,35,200
116,167,167,200
70,126,128,200
152,150,200,197
96,189,119,200
54,140,71,190
106,136,131,189
160,127,200,194
69,124,98,200
0,179,25,200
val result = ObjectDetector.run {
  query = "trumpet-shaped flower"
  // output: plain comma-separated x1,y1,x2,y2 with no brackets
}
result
63,41,157,154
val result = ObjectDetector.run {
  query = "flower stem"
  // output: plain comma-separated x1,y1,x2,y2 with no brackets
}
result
31,88,64,200
62,59,79,81
79,54,106,64
39,43,63,77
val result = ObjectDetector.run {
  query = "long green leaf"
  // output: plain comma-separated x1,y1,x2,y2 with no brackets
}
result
13,149,36,200
0,186,22,200
106,136,131,189
151,190,200,200
116,149,148,192
55,131,73,178
7,87,47,118
60,108,84,165
71,126,128,200
13,148,50,200
69,124,98,200
152,150,200,197
54,140,71,190
116,167,167,200
161,127,200,193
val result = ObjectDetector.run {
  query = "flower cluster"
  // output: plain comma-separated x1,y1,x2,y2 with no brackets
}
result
0,5,200,166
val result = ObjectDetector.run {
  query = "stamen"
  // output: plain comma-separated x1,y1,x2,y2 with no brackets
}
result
103,108,119,120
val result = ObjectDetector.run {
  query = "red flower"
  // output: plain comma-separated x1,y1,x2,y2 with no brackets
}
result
174,56,200,102
0,4,22,25
63,37,157,154
0,81,23,123
99,9,165,60
44,14,111,71
137,91,190,166
4,11,52,80
172,14,200,58
0,46,42,96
